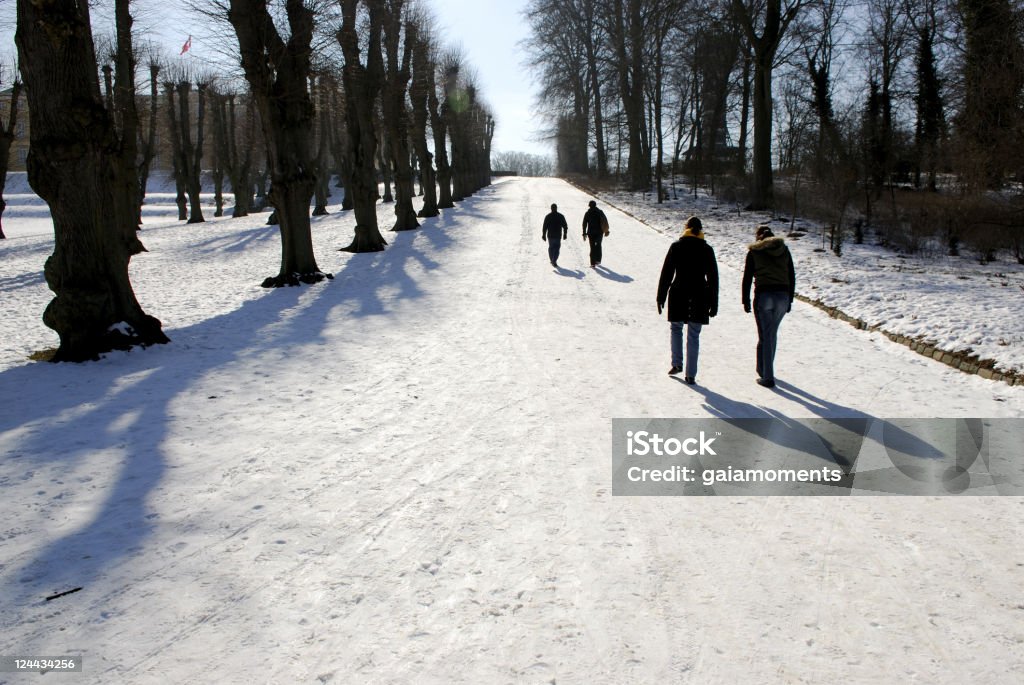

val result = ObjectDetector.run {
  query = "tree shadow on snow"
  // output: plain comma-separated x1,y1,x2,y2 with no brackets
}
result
0,279,359,651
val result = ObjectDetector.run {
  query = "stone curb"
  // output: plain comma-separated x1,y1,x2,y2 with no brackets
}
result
794,294,1021,387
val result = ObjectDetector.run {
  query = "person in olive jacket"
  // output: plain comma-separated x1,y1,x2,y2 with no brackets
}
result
581,200,609,267
741,225,796,388
656,216,719,384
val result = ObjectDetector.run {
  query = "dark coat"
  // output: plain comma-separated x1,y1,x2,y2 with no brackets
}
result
741,236,795,310
582,207,607,240
542,211,568,241
657,235,719,324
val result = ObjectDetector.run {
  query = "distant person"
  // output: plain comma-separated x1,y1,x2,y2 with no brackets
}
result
656,216,719,384
581,200,609,267
742,225,796,388
541,203,569,267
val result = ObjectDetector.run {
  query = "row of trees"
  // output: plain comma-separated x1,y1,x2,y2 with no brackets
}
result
13,0,495,361
524,0,1024,214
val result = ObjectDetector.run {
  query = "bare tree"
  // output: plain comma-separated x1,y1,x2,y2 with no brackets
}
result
731,0,810,209
309,74,333,216
432,47,458,209
608,0,652,190
409,16,439,217
136,58,161,225
226,0,330,286
864,0,910,196
0,66,22,240
15,0,168,360
338,0,389,252
176,78,208,223
381,0,419,230
323,73,355,211
908,0,945,191
163,77,189,220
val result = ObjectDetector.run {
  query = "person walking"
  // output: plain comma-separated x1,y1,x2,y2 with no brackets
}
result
656,216,719,384
741,225,796,388
542,203,569,267
581,200,609,267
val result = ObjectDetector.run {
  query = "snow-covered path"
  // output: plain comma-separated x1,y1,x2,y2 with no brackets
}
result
1,177,1022,684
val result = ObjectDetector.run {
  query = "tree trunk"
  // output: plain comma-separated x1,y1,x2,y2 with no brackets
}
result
228,0,329,285
732,0,806,210
177,82,206,224
338,0,388,252
137,63,160,225
0,80,20,239
15,0,168,360
736,45,751,178
750,53,775,209
431,62,454,209
583,0,607,177
164,83,189,221
611,0,649,190
382,7,420,231
410,29,439,218
310,76,331,217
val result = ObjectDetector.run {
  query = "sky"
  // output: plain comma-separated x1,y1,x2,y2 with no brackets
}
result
0,0,551,158
432,0,550,157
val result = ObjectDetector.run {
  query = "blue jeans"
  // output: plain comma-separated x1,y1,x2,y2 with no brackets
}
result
754,292,789,381
670,321,702,378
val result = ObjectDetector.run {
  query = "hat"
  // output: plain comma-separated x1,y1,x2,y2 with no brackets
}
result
756,225,774,240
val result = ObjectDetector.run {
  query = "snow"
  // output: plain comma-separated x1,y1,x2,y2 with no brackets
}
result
1,177,1023,684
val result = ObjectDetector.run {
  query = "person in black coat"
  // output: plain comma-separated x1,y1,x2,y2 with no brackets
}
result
656,216,719,383
542,203,569,267
582,200,609,267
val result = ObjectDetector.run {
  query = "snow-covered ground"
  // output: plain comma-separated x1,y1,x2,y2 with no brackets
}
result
1,177,1023,684
593,183,1024,378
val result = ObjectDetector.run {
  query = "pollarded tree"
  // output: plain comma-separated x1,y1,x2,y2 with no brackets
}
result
323,73,355,211
136,59,161,225
338,0,389,251
409,18,439,218
0,67,22,240
178,79,208,223
432,48,458,209
163,78,189,221
15,0,168,360
226,0,331,286
381,0,419,231
309,74,333,216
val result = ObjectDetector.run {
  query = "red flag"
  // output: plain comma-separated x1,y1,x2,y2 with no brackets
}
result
180,35,192,55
